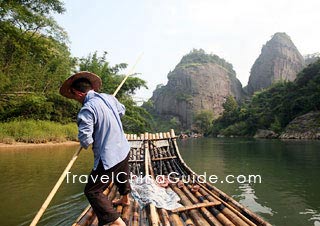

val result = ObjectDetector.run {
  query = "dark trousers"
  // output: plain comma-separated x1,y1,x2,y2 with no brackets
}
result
84,154,131,225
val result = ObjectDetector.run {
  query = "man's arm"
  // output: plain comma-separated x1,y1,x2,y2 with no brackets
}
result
77,108,95,149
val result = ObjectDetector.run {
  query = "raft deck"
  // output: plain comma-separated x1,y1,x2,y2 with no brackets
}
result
73,130,271,226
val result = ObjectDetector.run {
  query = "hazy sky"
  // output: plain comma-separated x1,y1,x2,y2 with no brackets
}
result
54,0,320,101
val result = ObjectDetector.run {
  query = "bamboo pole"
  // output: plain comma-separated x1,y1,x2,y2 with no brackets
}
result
171,185,210,226
140,208,148,226
181,185,226,226
151,156,177,161
180,212,195,226
169,129,263,226
30,146,82,226
147,204,160,226
171,202,220,213
197,182,257,226
158,208,171,226
132,201,140,226
169,213,184,226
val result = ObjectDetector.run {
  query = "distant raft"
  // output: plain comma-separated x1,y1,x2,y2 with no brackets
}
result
73,130,271,226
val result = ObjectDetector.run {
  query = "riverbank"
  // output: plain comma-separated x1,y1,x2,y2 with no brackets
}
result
0,140,79,150
0,120,78,144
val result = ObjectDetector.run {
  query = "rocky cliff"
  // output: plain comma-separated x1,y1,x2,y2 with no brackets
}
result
149,49,244,129
246,32,305,95
280,111,320,139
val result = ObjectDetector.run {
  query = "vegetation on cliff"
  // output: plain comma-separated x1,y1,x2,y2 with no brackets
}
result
145,48,243,132
0,0,151,143
173,49,236,77
211,60,320,137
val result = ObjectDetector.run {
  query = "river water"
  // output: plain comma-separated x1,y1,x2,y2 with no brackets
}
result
0,138,319,226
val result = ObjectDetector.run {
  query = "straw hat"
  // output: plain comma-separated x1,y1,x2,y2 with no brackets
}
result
59,71,102,99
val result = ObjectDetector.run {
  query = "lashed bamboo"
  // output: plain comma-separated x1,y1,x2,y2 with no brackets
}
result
169,213,185,226
204,182,270,226
132,200,140,226
158,208,171,226
181,185,228,226
171,202,220,213
196,182,257,226
180,212,195,226
163,132,167,139
73,130,270,226
171,184,210,226
168,130,264,226
186,184,237,226
152,132,250,225
152,156,177,161
147,204,160,226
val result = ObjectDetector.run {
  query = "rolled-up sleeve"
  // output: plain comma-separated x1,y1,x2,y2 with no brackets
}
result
77,108,95,149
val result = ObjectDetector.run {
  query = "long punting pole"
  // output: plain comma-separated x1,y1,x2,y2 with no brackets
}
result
29,54,143,226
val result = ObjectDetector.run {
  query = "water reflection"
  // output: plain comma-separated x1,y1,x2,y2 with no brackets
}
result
1,139,320,226
299,209,320,226
179,138,320,226
235,183,274,215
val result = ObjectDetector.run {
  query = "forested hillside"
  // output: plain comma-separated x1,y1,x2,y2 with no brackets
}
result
211,60,320,137
0,0,150,143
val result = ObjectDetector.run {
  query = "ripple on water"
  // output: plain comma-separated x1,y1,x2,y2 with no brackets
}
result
299,209,320,226
19,192,87,226
235,183,274,215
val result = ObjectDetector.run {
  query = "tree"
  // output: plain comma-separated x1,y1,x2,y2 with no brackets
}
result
0,0,73,94
78,52,151,133
78,52,147,98
194,110,214,135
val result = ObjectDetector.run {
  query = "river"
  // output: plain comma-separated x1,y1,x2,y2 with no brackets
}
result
0,138,319,226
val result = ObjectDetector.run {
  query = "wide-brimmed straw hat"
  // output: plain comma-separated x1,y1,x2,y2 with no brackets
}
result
59,71,102,99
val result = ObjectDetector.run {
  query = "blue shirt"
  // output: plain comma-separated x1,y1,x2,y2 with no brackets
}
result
77,90,130,170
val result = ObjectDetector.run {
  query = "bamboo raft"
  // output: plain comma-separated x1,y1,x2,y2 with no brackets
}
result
73,130,271,226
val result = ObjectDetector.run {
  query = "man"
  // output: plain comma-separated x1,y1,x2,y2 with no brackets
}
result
60,71,131,226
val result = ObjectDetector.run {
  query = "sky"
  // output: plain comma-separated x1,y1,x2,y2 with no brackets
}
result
54,0,320,102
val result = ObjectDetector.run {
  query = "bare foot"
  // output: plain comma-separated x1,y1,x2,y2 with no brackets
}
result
112,195,130,206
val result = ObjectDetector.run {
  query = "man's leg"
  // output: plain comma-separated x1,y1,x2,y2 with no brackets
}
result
113,154,131,206
84,161,120,225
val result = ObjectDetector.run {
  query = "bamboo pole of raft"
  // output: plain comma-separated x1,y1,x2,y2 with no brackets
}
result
168,130,240,226
183,185,233,226
132,200,140,226
203,183,270,226
158,208,171,226
30,55,143,226
169,213,185,226
171,185,210,226
170,128,263,226
171,202,221,213
180,185,227,226
196,182,257,226
180,212,195,226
